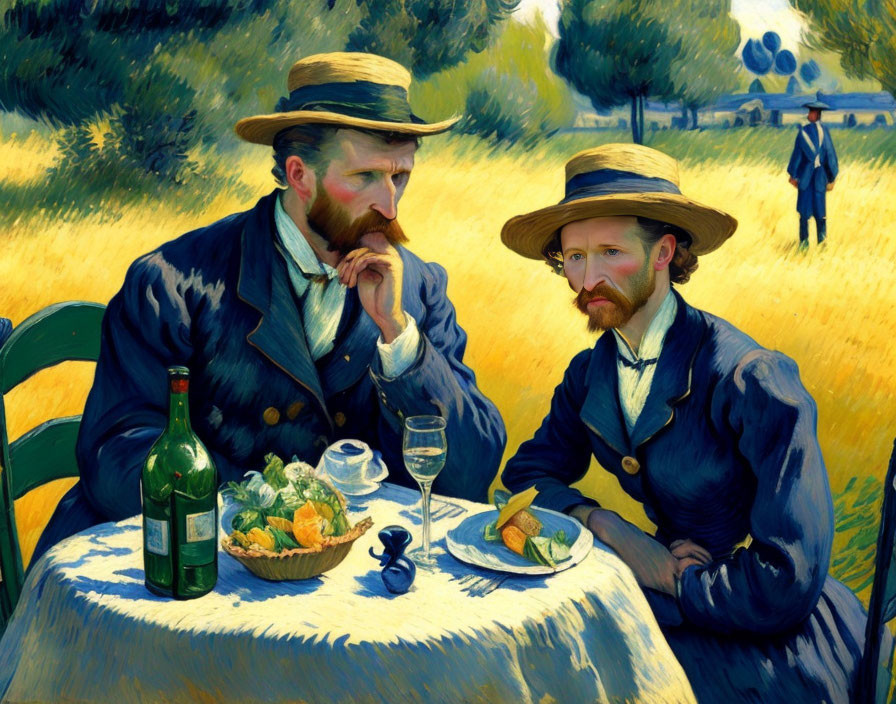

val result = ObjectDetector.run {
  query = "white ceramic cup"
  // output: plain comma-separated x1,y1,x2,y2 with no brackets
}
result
318,440,387,488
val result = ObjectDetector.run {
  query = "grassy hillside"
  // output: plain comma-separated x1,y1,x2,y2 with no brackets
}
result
2,127,895,602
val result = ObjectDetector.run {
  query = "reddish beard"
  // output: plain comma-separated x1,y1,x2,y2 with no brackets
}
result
307,188,408,255
574,268,655,332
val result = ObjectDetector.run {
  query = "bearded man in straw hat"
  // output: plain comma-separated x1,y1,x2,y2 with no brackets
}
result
34,52,505,564
787,93,838,250
500,144,875,702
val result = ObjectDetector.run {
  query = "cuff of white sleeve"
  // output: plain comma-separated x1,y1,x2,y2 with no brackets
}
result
377,314,420,378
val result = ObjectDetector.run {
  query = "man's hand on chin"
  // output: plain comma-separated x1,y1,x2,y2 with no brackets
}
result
337,231,406,343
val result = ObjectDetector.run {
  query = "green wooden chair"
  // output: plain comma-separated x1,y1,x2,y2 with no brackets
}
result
0,301,105,629
857,437,896,703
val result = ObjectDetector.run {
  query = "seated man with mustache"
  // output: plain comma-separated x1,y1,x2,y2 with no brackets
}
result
34,52,506,563
500,144,875,702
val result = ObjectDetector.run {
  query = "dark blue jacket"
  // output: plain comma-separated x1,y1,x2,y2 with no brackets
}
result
503,291,866,702
787,121,838,193
36,191,505,560
0,318,10,347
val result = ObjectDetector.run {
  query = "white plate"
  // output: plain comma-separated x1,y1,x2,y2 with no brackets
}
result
445,507,593,575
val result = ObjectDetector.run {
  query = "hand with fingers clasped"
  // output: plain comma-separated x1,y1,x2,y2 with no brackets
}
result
584,508,711,596
669,538,713,580
337,231,406,343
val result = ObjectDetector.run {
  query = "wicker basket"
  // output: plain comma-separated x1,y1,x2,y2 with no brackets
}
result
222,517,374,581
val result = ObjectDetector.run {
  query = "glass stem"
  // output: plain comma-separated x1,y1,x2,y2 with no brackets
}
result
420,480,433,559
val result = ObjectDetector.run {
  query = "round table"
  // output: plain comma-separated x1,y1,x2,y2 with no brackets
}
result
0,484,695,703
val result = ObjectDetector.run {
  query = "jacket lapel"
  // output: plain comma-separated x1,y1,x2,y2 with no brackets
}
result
629,291,705,449
236,192,330,422
318,290,380,395
579,332,631,457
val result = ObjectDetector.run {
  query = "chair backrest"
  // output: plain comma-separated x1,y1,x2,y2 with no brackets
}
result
0,301,105,628
857,438,896,704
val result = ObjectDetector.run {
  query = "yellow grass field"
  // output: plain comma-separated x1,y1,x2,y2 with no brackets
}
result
2,128,895,579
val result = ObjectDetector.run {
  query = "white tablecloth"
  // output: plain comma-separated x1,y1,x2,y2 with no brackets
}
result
0,484,695,703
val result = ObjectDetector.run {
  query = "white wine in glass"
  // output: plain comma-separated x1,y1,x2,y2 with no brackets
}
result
403,415,447,568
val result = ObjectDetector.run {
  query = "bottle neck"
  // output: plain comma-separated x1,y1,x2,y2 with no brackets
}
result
167,384,192,437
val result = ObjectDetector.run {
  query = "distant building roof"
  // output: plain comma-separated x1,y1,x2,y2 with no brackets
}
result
711,91,896,112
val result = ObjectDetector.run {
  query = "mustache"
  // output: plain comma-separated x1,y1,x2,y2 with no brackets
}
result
574,284,632,312
339,211,407,252
307,190,408,256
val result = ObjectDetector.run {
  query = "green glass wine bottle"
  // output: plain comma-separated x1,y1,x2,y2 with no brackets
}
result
142,366,218,599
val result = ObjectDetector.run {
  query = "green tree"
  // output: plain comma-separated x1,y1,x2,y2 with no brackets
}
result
554,0,682,144
791,0,896,96
348,0,521,78
670,0,742,129
0,0,358,183
413,12,574,147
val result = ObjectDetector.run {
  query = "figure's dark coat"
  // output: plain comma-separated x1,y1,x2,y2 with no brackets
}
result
36,191,505,562
787,121,839,219
503,291,869,703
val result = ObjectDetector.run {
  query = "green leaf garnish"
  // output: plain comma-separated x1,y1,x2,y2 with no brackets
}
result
548,538,572,563
262,453,288,490
270,527,301,551
483,520,501,542
523,536,556,567
230,508,265,533
553,529,570,547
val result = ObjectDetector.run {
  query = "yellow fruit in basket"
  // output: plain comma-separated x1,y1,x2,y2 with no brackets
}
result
266,515,294,533
294,502,318,524
231,530,252,549
293,520,324,548
311,500,335,522
246,527,276,551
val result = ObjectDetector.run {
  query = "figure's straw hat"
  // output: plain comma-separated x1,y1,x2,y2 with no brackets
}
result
802,91,832,110
501,143,737,260
235,52,459,145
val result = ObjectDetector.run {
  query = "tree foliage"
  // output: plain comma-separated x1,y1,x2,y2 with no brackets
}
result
0,1,362,186
742,38,774,75
555,0,741,141
669,0,741,129
774,48,797,75
413,13,573,148
347,0,520,78
555,0,682,144
792,0,896,96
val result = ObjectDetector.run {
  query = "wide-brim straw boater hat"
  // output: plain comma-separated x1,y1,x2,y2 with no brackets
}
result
235,52,459,145
501,143,738,260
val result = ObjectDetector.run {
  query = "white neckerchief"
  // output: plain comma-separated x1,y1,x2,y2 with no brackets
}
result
273,193,421,378
274,193,345,361
612,290,677,432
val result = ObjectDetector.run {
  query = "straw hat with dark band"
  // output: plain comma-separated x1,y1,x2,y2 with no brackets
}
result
501,143,738,259
235,52,459,145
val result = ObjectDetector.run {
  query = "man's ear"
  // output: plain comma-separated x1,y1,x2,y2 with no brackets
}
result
653,233,677,271
284,155,315,202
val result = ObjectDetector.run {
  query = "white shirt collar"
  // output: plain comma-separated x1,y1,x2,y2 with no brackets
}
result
612,289,677,362
274,192,338,280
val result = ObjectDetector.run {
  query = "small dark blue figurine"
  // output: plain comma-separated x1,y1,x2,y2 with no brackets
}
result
369,525,416,594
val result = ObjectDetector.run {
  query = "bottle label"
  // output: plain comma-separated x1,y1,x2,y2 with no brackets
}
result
145,517,170,556
185,510,216,543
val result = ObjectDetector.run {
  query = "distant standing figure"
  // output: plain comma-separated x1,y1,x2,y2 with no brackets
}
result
787,94,838,249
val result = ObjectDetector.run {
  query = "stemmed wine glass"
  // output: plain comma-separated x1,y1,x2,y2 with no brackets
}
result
402,415,447,568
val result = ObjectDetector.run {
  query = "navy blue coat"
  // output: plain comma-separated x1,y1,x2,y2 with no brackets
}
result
787,122,839,218
36,191,505,561
503,291,867,703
